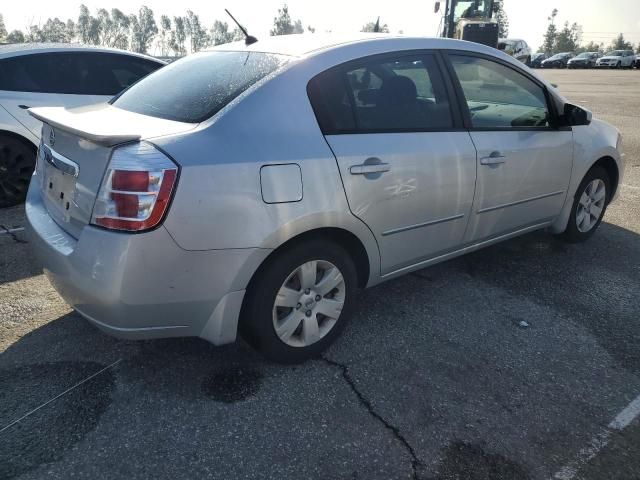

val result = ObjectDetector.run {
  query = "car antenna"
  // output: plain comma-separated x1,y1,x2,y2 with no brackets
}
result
225,9,258,46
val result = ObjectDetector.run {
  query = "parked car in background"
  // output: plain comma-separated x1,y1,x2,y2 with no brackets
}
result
26,34,624,363
530,52,546,68
567,52,599,69
596,50,635,69
0,44,165,207
497,38,532,66
541,52,573,68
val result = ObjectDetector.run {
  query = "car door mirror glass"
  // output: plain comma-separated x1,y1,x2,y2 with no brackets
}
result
564,103,592,126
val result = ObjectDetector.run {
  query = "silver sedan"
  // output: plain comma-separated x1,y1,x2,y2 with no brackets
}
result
26,34,625,363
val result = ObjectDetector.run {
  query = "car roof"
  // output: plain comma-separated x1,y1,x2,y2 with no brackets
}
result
210,33,502,59
0,43,164,63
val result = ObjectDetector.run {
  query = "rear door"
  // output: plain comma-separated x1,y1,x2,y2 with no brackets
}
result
0,52,161,138
445,53,573,242
308,52,477,275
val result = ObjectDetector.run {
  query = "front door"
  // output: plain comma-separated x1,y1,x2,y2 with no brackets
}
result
308,52,477,274
446,53,573,242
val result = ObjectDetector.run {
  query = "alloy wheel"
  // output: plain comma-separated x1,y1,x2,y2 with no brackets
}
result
272,260,346,348
576,179,606,233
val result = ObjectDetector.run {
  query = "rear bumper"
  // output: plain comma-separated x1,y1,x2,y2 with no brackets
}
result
25,182,270,344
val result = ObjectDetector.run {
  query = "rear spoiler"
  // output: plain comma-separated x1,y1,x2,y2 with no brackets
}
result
29,106,141,146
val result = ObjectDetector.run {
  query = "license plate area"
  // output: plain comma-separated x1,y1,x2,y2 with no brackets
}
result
41,147,79,223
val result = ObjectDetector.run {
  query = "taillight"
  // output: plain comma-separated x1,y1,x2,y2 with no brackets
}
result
91,142,178,232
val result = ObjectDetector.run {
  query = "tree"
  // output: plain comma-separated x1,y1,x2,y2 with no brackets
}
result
0,14,7,41
6,30,26,43
129,6,157,54
40,17,74,43
637,43,640,54
158,15,172,55
185,10,208,52
270,5,304,36
96,9,130,49
110,9,130,49
578,41,604,54
555,21,581,53
494,0,509,38
361,19,390,33
77,4,100,45
541,8,558,55
610,33,633,51
26,25,45,43
170,16,187,55
210,20,235,46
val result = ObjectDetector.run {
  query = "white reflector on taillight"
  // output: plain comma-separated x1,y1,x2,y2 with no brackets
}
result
91,142,178,232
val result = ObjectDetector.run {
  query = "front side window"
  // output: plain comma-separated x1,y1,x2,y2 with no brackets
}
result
113,51,289,123
450,55,550,129
308,54,453,133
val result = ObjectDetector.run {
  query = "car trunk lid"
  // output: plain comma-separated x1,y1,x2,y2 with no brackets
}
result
29,104,195,239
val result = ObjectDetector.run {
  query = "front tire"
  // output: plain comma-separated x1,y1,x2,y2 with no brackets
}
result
240,240,358,364
559,166,610,243
0,135,36,208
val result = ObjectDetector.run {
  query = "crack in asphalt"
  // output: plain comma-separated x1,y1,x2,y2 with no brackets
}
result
0,225,28,244
320,355,424,480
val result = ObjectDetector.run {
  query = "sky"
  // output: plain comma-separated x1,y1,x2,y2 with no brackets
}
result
2,0,640,52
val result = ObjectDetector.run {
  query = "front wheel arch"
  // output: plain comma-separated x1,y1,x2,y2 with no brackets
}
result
592,156,619,199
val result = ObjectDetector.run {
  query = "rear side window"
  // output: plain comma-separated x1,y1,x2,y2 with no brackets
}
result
113,51,289,123
308,54,453,133
0,52,161,95
76,53,161,94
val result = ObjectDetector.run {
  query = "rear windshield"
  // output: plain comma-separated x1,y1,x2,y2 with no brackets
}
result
112,51,289,123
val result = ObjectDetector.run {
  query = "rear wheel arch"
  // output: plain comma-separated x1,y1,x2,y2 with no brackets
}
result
0,130,38,153
247,227,371,292
0,130,38,207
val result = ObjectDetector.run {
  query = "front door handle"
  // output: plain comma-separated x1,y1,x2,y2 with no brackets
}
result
350,163,391,175
480,151,506,165
18,105,31,110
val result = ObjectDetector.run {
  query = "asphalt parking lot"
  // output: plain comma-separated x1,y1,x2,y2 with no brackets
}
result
1,69,639,480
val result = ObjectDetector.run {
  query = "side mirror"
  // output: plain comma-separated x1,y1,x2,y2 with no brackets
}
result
564,103,592,126
434,1,441,13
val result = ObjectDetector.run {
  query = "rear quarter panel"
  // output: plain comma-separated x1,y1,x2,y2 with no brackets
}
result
153,62,381,283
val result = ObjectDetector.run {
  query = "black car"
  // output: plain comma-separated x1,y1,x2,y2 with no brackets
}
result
541,52,573,68
530,53,546,68
567,52,599,69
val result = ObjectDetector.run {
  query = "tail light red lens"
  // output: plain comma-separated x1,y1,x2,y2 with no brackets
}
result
91,142,178,232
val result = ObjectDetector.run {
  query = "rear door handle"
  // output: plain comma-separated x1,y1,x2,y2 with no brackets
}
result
350,163,391,175
480,151,506,165
18,105,31,110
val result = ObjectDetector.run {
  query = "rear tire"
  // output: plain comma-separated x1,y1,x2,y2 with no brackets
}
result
240,240,358,364
558,166,610,243
0,135,36,208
